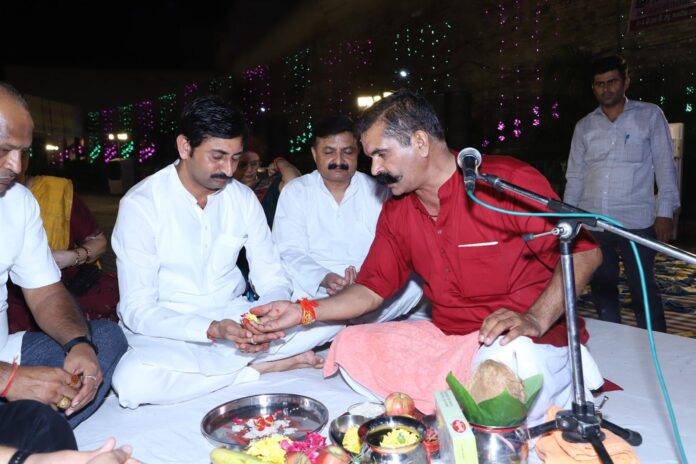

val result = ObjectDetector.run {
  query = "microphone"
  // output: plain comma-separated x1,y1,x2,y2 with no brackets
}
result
456,147,482,193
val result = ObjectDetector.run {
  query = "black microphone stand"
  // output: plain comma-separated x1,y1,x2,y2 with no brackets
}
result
476,172,696,464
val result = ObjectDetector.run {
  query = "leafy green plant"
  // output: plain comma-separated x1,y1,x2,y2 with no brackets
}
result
446,371,543,427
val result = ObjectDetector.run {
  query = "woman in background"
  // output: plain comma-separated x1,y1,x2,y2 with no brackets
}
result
7,154,119,332
233,139,301,228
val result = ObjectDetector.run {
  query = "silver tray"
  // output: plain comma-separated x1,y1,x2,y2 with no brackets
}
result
201,393,329,449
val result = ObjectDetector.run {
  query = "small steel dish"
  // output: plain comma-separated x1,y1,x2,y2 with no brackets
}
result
347,401,386,418
201,393,329,449
329,414,367,455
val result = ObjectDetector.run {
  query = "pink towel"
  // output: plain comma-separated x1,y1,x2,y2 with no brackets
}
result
323,320,480,414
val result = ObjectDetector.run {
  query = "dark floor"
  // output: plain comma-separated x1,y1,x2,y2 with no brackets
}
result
81,191,696,338
83,193,121,274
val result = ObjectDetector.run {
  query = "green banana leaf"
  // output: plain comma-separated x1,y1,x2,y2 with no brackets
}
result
523,373,543,411
446,371,543,427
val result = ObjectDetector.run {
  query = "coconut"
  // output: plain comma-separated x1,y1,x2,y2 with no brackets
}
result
465,360,526,404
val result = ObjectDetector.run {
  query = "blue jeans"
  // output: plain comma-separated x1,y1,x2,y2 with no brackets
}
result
20,320,127,427
589,226,667,332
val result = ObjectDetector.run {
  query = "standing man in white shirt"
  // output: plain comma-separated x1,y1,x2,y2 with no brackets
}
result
0,82,126,446
111,96,329,408
564,55,680,332
273,115,423,323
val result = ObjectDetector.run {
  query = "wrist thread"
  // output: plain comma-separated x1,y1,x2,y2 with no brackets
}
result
297,297,318,325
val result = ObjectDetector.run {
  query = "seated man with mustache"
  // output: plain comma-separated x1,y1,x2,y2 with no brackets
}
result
272,115,423,331
110,96,331,407
251,91,604,426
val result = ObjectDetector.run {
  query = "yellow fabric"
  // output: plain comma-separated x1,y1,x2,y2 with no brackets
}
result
29,176,73,251
535,406,639,463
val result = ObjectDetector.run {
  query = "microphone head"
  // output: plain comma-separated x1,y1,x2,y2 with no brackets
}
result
456,147,482,169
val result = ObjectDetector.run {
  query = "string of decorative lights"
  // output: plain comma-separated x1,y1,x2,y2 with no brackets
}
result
135,100,156,163
242,65,271,120
101,109,118,163
391,22,452,93
482,0,560,149
318,39,374,116
82,8,694,164
282,48,313,154
86,111,101,164
158,93,177,136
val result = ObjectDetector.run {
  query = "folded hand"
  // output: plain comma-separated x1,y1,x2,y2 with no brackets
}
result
209,319,283,353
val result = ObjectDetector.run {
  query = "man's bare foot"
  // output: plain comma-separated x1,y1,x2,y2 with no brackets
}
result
253,351,324,374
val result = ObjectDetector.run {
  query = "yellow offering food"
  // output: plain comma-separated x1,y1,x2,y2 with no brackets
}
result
379,427,420,448
210,448,265,464
241,312,259,323
342,425,361,454
246,434,291,464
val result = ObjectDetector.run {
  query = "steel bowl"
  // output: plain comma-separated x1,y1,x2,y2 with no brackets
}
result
358,415,428,464
329,414,367,455
201,393,329,449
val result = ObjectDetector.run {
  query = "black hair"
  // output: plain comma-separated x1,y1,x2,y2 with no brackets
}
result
591,55,628,80
311,115,356,146
356,89,446,146
179,95,248,150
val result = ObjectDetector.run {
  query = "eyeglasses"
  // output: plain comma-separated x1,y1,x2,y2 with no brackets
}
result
592,78,622,89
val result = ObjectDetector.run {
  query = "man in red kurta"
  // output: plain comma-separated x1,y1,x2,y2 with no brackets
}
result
252,90,603,425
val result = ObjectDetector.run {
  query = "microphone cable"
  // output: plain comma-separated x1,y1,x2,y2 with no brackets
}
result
466,190,689,464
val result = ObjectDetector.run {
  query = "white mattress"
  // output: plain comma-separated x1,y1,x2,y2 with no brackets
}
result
74,318,696,463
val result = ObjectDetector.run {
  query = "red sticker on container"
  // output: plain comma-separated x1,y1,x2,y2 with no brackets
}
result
452,420,467,433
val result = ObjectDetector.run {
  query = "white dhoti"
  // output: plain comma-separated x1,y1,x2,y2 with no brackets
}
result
323,321,603,428
474,336,604,427
112,294,344,408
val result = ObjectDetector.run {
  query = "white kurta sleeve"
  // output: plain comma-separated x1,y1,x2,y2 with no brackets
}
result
244,195,292,306
272,183,331,297
112,197,212,342
9,191,60,289
649,107,680,218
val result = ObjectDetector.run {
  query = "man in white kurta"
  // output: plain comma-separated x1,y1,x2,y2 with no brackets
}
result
273,115,423,327
0,82,125,431
111,96,334,408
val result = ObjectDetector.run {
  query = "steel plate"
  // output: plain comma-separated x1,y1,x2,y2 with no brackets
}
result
201,393,329,449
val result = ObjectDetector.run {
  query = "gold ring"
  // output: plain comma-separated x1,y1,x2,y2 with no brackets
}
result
83,374,98,382
56,396,71,410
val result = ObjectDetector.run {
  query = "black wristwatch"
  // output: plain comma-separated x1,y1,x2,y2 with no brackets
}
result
62,335,99,355
9,449,32,464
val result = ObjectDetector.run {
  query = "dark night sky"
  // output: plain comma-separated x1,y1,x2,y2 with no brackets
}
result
1,1,302,107
4,2,219,69
3,1,303,69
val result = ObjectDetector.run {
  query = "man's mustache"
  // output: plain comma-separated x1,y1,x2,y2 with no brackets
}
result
375,172,399,185
210,173,233,180
328,162,350,171
374,172,400,185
